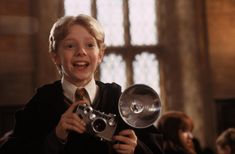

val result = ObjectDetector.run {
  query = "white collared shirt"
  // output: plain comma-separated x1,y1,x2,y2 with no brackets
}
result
61,77,97,104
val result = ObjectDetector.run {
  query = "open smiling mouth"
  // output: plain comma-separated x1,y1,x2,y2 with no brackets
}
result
73,62,89,68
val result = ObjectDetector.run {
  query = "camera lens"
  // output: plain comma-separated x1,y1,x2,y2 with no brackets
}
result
92,118,106,133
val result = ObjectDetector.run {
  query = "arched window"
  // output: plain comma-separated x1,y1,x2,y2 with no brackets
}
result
64,0,160,94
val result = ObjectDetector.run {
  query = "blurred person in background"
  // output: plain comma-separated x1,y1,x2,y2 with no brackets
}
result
157,111,197,154
216,128,235,154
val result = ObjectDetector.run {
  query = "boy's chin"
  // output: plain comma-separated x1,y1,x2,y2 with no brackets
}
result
74,75,92,82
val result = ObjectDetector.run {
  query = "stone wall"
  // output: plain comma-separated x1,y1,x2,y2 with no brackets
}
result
0,0,61,136
206,0,235,99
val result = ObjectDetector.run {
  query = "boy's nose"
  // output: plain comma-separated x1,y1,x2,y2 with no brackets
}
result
75,47,86,56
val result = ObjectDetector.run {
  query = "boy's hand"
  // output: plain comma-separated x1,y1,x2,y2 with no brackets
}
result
55,102,86,141
112,129,137,154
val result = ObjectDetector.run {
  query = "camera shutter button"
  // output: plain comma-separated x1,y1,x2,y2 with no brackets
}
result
84,106,93,114
89,113,96,120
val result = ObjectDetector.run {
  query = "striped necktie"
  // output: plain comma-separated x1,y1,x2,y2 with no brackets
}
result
75,88,91,105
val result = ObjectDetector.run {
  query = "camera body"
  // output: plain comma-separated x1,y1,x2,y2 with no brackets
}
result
76,104,118,141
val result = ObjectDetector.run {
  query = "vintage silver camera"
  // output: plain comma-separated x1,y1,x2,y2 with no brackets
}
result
75,84,161,141
76,104,117,141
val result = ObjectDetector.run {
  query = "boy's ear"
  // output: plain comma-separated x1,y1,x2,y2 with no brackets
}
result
98,48,105,64
50,52,61,65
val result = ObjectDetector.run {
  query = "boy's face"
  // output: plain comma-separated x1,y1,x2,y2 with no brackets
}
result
52,24,104,86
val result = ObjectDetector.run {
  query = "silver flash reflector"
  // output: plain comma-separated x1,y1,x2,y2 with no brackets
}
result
118,84,161,128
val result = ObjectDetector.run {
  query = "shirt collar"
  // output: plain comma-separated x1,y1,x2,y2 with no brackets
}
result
61,77,97,104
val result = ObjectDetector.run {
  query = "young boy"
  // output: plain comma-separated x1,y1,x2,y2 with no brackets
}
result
0,14,163,154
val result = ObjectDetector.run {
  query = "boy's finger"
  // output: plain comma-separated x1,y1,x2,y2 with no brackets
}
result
65,102,79,114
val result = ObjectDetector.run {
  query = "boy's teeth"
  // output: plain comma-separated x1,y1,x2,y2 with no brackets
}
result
74,62,88,66
77,62,86,65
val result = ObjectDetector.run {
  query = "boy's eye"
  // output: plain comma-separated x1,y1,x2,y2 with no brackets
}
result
65,43,76,49
86,42,97,48
87,43,94,48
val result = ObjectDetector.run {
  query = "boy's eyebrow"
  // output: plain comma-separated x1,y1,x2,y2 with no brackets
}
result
63,38,76,42
84,36,96,41
63,36,96,41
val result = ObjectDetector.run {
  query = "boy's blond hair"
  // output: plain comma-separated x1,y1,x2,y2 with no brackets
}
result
49,14,106,54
